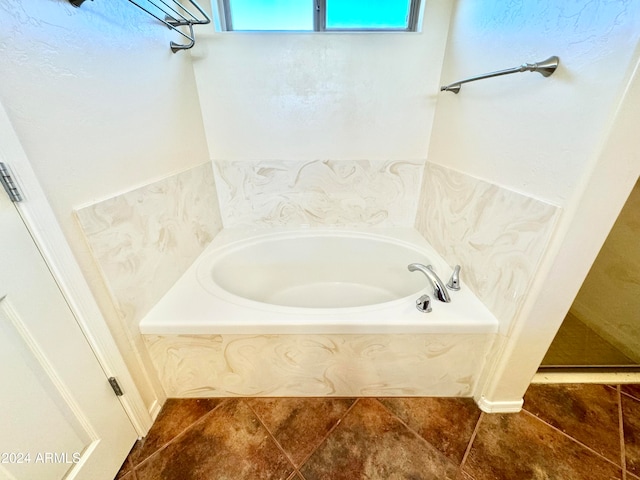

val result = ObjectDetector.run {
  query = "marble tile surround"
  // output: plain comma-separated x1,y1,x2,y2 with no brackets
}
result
144,333,495,397
75,162,222,330
74,158,560,402
416,162,560,331
213,159,423,227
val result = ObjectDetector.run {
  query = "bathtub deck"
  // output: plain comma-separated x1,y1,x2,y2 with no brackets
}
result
139,227,498,335
140,228,499,398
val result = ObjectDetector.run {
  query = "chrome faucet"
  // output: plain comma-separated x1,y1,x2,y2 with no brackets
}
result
447,265,461,291
407,263,451,303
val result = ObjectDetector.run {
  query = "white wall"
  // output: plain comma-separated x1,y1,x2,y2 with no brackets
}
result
192,0,454,161
430,0,640,205
0,0,211,411
4,0,638,412
428,0,640,407
483,55,640,405
192,0,640,408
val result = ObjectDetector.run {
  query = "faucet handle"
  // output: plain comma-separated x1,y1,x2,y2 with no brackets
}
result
416,294,432,313
446,265,461,291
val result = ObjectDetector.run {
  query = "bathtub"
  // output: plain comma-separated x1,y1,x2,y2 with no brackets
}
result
140,228,498,335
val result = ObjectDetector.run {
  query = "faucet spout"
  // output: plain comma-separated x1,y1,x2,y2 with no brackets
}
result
408,263,451,303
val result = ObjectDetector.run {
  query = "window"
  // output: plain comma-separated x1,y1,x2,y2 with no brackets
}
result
221,0,422,32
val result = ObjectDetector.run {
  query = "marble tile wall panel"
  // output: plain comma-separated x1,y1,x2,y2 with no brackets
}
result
75,162,223,330
144,333,495,397
416,162,560,331
213,159,423,227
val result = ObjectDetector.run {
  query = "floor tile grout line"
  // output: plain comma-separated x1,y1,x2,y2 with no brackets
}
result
373,397,476,469
459,410,484,474
124,389,640,479
291,398,361,472
116,451,135,479
619,386,628,480
245,400,302,476
521,408,624,470
619,383,640,479
245,397,360,473
130,398,230,472
373,398,433,448
621,389,640,403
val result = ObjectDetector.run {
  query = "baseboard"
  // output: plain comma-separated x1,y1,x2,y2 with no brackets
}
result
476,396,524,413
148,399,163,425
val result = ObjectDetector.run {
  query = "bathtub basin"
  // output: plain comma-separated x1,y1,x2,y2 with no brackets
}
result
140,228,498,335
199,231,438,309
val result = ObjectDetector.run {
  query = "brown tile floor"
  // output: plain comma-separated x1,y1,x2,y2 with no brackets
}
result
116,384,640,480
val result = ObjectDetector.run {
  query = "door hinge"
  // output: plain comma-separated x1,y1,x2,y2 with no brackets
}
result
108,377,124,397
0,162,23,203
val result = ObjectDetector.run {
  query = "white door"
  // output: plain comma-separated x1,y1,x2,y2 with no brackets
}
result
0,186,137,479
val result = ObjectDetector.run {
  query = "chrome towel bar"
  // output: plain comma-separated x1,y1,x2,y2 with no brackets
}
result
69,0,210,53
440,56,560,94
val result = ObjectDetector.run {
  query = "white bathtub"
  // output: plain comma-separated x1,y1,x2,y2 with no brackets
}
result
140,228,498,335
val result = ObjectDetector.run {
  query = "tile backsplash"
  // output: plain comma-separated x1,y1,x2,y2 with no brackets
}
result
416,162,560,331
73,157,562,403
75,162,222,330
75,158,561,342
213,159,423,227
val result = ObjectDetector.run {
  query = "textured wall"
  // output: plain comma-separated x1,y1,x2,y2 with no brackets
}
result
191,0,453,162
0,1,211,409
192,0,455,230
7,0,638,409
430,0,640,205
434,0,640,405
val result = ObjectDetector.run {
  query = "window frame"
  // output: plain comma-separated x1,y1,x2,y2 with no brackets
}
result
220,0,422,32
